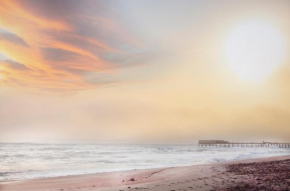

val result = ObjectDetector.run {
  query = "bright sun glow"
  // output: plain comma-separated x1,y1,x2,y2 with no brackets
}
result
225,20,286,82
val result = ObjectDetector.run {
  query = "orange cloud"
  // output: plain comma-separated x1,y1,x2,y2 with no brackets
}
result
0,1,71,32
0,0,146,92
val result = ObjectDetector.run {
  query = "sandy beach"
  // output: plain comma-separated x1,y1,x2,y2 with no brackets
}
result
1,155,290,191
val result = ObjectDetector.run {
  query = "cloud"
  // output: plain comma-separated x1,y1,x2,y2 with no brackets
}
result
0,0,150,92
41,48,80,62
0,59,30,71
0,32,29,47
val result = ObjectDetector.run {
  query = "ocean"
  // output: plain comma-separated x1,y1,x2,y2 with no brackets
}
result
0,143,290,181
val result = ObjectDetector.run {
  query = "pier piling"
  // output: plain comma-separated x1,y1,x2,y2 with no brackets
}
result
198,140,290,148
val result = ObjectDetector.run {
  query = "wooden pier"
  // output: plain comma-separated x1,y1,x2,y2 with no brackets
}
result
198,140,290,148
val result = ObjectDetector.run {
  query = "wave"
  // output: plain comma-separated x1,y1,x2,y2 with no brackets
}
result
0,143,289,181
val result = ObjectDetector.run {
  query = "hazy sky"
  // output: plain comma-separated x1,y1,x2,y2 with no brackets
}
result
0,0,290,143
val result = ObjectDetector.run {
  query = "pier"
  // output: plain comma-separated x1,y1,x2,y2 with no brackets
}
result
198,140,290,148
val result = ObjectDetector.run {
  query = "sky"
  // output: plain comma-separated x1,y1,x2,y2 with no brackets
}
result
0,0,290,143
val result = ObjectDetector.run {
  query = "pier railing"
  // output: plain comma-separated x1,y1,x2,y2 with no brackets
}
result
198,140,290,148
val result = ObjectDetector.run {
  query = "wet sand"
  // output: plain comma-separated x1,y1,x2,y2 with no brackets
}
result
1,155,290,191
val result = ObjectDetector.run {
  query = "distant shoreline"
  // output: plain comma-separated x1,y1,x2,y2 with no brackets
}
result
1,155,290,191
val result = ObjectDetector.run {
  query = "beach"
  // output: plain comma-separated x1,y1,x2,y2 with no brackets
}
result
1,155,290,191
1,1,290,191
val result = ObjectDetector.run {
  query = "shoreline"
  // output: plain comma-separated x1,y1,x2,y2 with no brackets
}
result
1,155,290,191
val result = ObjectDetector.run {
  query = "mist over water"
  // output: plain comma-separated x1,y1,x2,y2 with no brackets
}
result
0,143,290,181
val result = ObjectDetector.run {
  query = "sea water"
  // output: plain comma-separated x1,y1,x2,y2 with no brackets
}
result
0,143,290,181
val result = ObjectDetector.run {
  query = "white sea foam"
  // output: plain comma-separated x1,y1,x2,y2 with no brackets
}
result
0,143,289,181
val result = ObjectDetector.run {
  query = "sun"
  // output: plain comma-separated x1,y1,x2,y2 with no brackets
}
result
225,20,286,82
